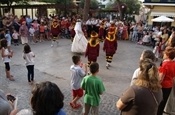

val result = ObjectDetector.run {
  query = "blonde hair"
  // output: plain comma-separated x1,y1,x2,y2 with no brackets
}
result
134,59,161,91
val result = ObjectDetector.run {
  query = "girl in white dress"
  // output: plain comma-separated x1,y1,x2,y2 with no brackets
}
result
71,19,88,53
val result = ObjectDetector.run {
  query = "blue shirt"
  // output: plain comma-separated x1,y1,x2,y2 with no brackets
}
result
56,109,66,115
5,34,12,42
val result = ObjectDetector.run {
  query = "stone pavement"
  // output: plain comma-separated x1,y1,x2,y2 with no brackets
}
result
0,39,153,115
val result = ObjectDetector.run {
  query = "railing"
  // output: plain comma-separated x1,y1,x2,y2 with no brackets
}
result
144,0,175,3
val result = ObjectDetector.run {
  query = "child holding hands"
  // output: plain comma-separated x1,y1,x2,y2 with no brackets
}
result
81,62,105,115
70,55,87,109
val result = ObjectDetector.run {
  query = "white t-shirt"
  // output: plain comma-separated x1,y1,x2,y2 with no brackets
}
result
130,68,141,86
2,48,11,63
12,33,19,39
23,52,35,66
29,28,35,36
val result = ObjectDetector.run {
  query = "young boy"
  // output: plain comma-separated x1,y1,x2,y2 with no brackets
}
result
70,55,87,109
81,62,105,115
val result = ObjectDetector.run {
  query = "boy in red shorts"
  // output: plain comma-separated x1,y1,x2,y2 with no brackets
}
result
70,55,87,109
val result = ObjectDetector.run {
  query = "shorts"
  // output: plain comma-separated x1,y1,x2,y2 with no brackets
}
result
72,88,83,97
40,32,45,34
83,103,99,115
5,62,10,71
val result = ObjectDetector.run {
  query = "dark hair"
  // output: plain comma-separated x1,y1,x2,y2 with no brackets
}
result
141,50,156,62
0,39,8,48
5,29,9,34
72,55,80,65
31,81,64,115
23,44,31,53
164,46,175,60
90,62,99,74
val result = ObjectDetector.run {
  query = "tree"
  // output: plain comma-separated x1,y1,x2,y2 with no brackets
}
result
81,0,99,22
83,0,91,22
39,0,73,16
80,0,99,10
105,0,141,20
0,0,29,10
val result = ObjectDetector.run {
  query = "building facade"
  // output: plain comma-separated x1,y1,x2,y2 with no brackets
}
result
143,0,175,26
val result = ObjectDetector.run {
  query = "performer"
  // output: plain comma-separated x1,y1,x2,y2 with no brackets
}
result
85,31,100,67
98,20,105,42
86,18,92,38
103,28,118,69
108,21,117,35
50,18,60,47
71,19,88,53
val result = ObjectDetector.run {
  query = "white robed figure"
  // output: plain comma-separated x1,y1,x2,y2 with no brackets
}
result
71,19,88,53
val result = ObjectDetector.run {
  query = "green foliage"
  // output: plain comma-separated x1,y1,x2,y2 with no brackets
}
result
123,0,141,15
106,0,141,15
38,0,72,4
80,0,99,10
0,0,29,6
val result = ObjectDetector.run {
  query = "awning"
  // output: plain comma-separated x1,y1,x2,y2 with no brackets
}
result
151,12,175,17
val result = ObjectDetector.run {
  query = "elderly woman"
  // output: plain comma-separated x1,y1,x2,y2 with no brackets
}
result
116,59,162,115
19,21,28,44
31,81,66,115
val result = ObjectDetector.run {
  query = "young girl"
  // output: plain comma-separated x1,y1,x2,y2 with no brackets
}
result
5,29,12,50
23,44,35,84
1,39,14,81
39,22,45,42
12,30,19,46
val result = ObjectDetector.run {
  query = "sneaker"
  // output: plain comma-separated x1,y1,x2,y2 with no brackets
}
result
51,44,53,47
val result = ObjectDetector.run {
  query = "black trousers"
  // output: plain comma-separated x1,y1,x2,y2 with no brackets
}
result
26,65,34,82
157,88,172,115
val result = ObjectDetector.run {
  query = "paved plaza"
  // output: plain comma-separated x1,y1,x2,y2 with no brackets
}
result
0,39,152,115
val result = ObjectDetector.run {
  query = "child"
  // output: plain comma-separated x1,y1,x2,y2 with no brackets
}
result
39,22,45,42
85,31,100,67
29,25,36,44
103,28,118,69
81,62,105,115
12,30,19,46
70,55,87,109
23,44,35,84
1,39,14,81
5,29,12,50
153,42,159,61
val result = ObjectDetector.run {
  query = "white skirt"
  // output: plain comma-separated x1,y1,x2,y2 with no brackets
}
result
71,33,88,53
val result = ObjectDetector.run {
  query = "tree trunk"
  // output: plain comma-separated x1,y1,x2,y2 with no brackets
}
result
116,0,123,21
83,0,90,22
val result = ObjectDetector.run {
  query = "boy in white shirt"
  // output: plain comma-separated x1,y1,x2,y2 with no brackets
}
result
29,25,35,44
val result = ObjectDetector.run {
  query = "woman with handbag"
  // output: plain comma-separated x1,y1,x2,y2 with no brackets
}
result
116,59,162,115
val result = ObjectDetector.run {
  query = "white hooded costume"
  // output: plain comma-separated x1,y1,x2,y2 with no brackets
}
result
71,19,88,53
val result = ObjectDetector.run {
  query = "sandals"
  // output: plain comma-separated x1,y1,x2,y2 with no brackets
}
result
70,102,81,109
8,75,15,81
